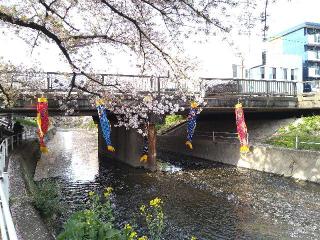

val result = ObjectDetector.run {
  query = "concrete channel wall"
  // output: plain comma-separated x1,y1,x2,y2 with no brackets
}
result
9,141,53,240
98,125,144,167
158,135,320,183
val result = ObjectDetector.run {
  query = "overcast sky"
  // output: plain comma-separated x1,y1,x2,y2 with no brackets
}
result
0,0,319,77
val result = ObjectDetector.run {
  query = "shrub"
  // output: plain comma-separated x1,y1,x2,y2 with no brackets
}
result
266,116,320,150
58,188,163,240
58,188,197,240
33,179,62,219
156,114,185,133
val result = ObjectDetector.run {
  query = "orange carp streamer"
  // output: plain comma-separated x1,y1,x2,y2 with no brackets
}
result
37,97,49,153
235,103,249,153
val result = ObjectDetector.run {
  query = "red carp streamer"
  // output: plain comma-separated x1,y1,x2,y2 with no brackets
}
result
235,103,249,153
37,97,49,153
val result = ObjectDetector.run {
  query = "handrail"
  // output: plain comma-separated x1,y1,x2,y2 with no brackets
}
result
0,129,35,240
200,78,298,97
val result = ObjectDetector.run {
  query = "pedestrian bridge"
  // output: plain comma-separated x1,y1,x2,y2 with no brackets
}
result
1,72,320,116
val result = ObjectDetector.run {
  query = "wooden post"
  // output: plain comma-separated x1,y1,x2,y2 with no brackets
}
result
295,135,299,149
147,123,157,171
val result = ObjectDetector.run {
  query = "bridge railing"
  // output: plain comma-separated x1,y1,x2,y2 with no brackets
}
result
200,78,298,97
0,129,35,240
2,71,186,93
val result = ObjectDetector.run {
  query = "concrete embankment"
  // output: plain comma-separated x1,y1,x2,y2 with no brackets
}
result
158,118,320,183
8,128,56,240
9,141,53,240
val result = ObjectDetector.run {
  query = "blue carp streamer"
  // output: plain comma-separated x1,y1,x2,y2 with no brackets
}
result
96,99,115,152
186,102,198,150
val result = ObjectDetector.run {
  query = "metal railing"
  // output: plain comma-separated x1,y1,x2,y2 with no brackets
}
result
0,129,35,240
200,78,298,97
295,135,320,149
0,71,186,94
194,131,244,143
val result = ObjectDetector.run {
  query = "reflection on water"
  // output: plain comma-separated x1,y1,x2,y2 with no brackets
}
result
36,130,320,239
35,129,99,182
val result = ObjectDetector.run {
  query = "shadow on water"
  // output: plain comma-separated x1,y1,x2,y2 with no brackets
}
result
46,130,320,239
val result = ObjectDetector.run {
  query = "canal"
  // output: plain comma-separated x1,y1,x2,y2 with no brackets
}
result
34,129,320,239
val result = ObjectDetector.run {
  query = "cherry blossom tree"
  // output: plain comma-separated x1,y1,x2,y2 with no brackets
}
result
0,0,275,166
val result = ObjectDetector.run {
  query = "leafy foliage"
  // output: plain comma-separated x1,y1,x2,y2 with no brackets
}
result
266,116,320,150
13,117,37,127
140,198,164,240
156,114,185,134
33,179,62,219
57,188,149,240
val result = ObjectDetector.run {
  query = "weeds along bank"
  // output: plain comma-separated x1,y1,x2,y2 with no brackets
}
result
266,115,320,150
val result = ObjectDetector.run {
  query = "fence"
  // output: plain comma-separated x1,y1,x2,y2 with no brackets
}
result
200,78,298,97
194,131,243,143
295,135,320,149
0,129,35,240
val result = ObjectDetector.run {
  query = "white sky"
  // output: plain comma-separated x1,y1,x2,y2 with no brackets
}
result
0,0,320,77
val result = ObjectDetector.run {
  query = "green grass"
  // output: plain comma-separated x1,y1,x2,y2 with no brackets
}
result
14,117,37,127
156,114,185,134
33,179,62,219
266,115,320,151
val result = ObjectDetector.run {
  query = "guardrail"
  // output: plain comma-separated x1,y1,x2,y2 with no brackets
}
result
200,78,298,97
0,129,35,240
194,131,244,143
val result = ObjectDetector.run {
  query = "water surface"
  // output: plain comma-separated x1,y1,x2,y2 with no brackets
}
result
35,130,320,239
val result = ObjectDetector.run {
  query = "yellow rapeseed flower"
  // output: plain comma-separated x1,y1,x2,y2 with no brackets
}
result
104,187,113,198
149,197,162,207
129,231,137,239
140,204,146,213
88,191,95,197
138,236,148,240
124,224,132,231
191,237,197,240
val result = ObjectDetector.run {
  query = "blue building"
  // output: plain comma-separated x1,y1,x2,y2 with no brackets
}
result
269,22,320,90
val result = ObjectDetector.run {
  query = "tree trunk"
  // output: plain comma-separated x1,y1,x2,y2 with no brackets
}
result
147,123,157,171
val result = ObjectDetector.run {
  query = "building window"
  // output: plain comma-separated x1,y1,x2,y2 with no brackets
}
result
316,50,320,59
245,69,249,79
291,69,295,80
260,67,265,79
316,66,320,76
272,67,276,79
314,34,320,43
232,64,237,78
283,68,288,80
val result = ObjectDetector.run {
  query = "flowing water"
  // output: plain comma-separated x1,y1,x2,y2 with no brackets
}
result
35,129,320,240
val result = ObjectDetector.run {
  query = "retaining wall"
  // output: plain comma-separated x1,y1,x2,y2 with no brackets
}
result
158,136,320,183
8,141,53,240
98,125,144,167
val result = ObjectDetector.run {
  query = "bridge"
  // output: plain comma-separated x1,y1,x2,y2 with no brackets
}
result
1,72,320,115
2,72,320,171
